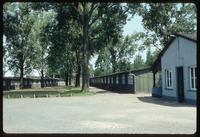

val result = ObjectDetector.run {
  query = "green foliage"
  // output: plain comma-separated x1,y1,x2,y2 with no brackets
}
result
133,54,145,69
145,48,154,66
45,6,80,86
94,33,138,75
3,3,38,76
134,3,196,49
30,10,56,76
94,49,112,76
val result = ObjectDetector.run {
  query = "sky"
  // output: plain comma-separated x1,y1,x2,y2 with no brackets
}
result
123,14,145,36
4,14,146,77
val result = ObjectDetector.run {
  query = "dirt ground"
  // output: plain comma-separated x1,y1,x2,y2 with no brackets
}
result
3,87,196,134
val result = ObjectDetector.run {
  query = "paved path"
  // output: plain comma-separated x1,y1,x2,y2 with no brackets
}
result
3,87,196,134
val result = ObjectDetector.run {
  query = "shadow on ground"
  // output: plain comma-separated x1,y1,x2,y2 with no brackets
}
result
94,89,135,94
94,90,111,94
90,86,135,94
137,96,195,107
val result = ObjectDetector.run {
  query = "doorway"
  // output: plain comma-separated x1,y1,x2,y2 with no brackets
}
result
176,67,184,102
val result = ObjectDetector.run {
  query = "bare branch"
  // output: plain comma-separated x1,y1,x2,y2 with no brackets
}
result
88,3,97,21
88,9,102,28
107,3,115,9
119,7,129,17
153,45,162,51
72,3,83,25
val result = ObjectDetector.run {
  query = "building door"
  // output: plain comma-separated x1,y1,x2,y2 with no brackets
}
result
176,67,184,102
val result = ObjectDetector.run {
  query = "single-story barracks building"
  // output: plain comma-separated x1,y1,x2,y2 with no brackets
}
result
152,32,197,104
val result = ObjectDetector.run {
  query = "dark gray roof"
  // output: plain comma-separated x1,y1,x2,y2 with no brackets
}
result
175,32,197,41
3,77,59,80
90,67,151,78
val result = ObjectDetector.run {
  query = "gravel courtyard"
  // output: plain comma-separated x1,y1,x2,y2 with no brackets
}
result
3,87,196,134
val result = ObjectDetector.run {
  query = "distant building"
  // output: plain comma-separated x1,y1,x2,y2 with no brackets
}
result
3,77,60,91
90,67,153,93
152,32,197,104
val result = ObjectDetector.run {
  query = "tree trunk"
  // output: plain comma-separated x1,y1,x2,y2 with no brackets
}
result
69,75,71,86
75,51,81,87
65,71,69,86
41,69,44,88
81,16,89,91
19,65,24,89
75,64,81,87
111,54,117,73
109,48,117,73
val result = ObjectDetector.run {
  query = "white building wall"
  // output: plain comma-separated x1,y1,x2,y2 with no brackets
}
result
161,36,196,102
179,38,196,101
161,39,178,99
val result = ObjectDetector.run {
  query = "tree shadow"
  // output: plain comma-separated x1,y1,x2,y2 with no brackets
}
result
95,90,111,94
137,96,196,107
94,88,134,94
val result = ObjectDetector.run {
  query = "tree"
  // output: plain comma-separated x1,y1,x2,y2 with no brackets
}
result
133,54,145,69
30,10,55,88
94,49,112,76
32,3,83,87
145,47,161,67
3,3,38,89
134,3,197,49
95,34,138,74
71,3,134,91
30,3,135,91
47,23,75,86
45,4,78,86
3,36,8,76
145,48,153,66
67,20,82,87
70,3,104,91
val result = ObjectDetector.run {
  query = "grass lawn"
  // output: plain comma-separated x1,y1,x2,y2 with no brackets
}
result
3,86,96,98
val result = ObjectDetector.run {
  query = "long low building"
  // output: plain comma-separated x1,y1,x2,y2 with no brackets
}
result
90,67,153,93
3,77,61,91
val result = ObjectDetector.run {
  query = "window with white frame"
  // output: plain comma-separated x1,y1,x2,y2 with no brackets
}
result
165,69,173,88
122,74,125,84
189,66,196,90
116,76,119,84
